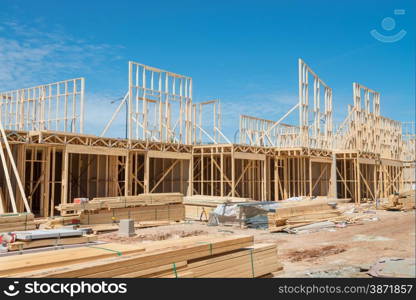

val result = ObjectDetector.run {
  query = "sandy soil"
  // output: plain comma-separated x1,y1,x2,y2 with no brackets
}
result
98,207,415,277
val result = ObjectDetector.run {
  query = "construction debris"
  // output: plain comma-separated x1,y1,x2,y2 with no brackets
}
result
381,190,415,211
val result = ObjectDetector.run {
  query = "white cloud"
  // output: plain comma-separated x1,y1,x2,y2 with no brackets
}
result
0,19,123,91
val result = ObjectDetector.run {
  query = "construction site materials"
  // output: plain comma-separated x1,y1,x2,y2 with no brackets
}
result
14,228,86,241
382,190,415,211
53,193,185,226
143,243,282,278
183,195,252,221
57,193,183,215
79,203,185,225
268,199,343,232
118,219,135,237
43,215,81,228
1,234,282,278
80,221,175,234
7,235,98,251
0,213,37,232
0,242,146,276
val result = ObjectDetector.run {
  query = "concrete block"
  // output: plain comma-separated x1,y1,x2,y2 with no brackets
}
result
118,219,135,237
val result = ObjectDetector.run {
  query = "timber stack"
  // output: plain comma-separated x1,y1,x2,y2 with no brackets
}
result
56,193,185,225
0,213,37,233
268,200,343,232
0,234,283,278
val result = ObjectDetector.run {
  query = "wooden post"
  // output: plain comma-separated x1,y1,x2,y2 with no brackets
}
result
144,153,150,193
61,149,69,204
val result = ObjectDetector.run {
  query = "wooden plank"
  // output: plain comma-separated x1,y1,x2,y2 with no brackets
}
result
8,235,98,251
233,152,265,161
0,243,146,276
66,144,128,156
12,235,253,278
147,150,191,160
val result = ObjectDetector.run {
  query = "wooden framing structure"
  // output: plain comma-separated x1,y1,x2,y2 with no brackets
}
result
334,83,408,203
0,59,413,215
0,78,85,133
239,58,333,149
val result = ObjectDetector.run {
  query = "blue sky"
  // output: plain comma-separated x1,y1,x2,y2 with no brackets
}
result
0,0,414,140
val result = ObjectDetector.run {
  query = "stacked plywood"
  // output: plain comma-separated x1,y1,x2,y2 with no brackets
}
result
383,190,415,211
2,234,282,278
268,201,342,232
0,213,37,232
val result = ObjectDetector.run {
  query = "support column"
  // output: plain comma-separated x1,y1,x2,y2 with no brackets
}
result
330,153,337,198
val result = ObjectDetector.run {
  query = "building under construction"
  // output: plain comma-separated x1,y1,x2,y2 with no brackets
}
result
0,58,415,217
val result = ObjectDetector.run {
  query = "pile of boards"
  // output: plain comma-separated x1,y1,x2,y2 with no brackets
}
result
382,190,415,211
55,193,185,225
1,234,283,278
0,213,37,233
268,199,344,232
6,234,98,251
183,195,252,221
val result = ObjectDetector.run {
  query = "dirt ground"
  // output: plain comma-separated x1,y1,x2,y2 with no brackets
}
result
99,206,415,277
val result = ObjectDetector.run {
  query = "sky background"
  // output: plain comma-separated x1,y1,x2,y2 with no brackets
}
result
0,0,414,141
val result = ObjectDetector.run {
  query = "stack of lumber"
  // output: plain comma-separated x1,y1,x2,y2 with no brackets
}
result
7,234,98,251
268,200,343,232
79,204,184,225
43,215,81,228
184,195,252,221
57,193,183,215
1,234,282,278
0,213,37,233
382,190,415,211
54,193,185,225
79,220,177,234
0,243,146,276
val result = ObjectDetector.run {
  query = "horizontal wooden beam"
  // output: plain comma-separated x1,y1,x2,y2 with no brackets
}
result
66,144,128,156
310,158,332,164
233,152,265,161
358,158,376,165
147,150,191,160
